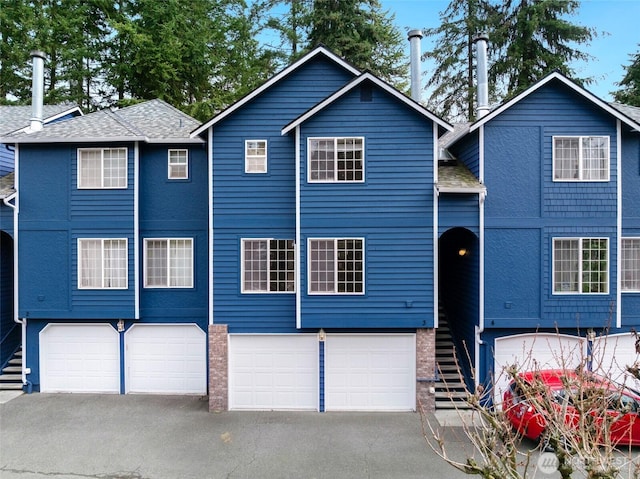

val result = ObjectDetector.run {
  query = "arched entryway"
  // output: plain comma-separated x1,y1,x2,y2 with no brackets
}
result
0,230,17,367
437,227,479,396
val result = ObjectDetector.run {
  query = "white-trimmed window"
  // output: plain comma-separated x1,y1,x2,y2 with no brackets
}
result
168,149,188,179
78,238,128,289
622,238,640,292
245,140,267,173
78,148,127,188
242,239,295,293
308,137,364,182
553,238,609,294
309,238,364,294
553,136,609,181
144,238,193,288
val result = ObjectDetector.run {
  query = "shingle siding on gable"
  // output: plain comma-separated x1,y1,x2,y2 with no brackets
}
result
298,87,435,329
0,146,14,176
212,55,356,333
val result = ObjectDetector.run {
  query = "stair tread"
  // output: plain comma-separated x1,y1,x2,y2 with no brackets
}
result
2,366,21,373
8,358,22,365
0,374,22,381
0,383,23,390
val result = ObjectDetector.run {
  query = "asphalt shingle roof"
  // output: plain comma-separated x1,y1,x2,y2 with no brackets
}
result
0,104,80,135
2,99,202,144
610,102,640,124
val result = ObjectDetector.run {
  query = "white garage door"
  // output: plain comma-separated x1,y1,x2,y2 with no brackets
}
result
229,334,318,410
125,324,206,394
493,333,585,405
40,323,120,393
325,334,416,411
592,333,640,390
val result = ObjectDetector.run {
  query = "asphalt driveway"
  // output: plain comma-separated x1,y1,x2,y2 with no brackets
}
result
0,392,474,479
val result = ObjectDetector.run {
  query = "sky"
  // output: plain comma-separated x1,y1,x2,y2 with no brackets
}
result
380,0,640,101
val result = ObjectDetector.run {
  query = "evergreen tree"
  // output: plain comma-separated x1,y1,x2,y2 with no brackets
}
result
306,0,408,89
263,0,312,62
0,0,35,102
613,46,640,107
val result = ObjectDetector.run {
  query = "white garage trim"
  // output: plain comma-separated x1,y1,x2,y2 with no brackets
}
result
228,334,318,411
325,334,416,412
493,333,585,405
40,323,120,393
125,324,206,394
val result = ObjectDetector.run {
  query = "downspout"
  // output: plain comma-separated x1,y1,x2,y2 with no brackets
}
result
616,119,622,328
208,127,214,325
433,123,439,328
134,142,140,319
475,125,486,387
4,147,31,391
295,125,301,329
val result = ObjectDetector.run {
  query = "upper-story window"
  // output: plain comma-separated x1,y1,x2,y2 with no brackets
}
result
553,237,608,294
78,238,128,289
622,238,640,292
308,137,364,182
308,238,364,294
144,238,193,288
78,148,127,188
241,239,295,293
168,149,188,179
245,140,267,173
553,136,609,181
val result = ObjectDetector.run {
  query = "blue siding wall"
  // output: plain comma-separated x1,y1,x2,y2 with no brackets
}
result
19,143,135,319
212,56,356,333
438,194,479,235
450,131,480,177
0,144,14,176
298,85,435,329
483,81,619,329
139,143,208,326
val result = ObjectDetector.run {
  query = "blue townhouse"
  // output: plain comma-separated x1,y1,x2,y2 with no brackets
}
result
0,101,82,387
0,99,209,394
442,70,640,398
192,46,452,411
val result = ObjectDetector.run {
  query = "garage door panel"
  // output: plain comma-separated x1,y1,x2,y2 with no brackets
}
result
40,324,120,393
325,334,416,412
592,333,640,390
125,324,206,395
229,335,318,411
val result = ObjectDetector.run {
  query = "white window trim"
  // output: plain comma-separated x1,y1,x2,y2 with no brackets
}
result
621,237,640,293
77,238,128,290
307,137,365,183
552,135,610,182
307,237,365,295
143,238,194,288
168,149,189,180
241,238,296,294
245,140,268,174
77,147,128,189
552,237,609,295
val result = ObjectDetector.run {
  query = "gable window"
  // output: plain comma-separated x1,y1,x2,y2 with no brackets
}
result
309,238,364,294
78,148,127,188
242,239,295,293
78,238,127,289
553,136,609,181
144,238,193,288
308,137,364,182
245,140,267,173
622,238,640,292
553,238,608,294
168,149,188,179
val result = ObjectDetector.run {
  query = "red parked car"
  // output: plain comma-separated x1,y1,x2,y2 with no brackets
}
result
503,369,640,447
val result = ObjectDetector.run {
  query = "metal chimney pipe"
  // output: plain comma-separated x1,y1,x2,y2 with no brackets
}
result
30,50,46,132
407,29,424,102
473,33,490,118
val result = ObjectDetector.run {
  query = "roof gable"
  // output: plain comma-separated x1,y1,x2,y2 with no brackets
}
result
281,72,453,135
469,71,640,133
190,46,361,137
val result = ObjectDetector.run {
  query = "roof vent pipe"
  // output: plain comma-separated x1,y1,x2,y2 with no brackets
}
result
473,33,490,118
30,50,46,132
407,29,424,102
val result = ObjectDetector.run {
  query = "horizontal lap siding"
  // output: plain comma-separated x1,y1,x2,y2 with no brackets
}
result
0,144,13,176
212,57,355,332
299,86,434,329
19,144,135,319
483,82,619,329
139,145,208,324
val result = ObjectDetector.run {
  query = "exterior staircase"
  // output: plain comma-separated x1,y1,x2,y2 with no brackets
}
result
435,308,471,409
0,348,23,391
